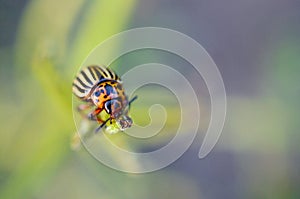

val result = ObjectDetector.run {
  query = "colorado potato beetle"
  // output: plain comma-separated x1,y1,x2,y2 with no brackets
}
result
72,65,137,133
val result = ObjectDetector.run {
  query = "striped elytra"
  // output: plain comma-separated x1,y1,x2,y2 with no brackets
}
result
72,65,136,132
72,65,120,100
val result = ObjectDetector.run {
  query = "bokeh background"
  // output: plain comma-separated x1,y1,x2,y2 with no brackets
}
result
1,0,300,198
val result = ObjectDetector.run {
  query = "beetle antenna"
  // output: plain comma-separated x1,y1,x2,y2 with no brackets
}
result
95,96,137,133
128,95,138,108
95,118,110,133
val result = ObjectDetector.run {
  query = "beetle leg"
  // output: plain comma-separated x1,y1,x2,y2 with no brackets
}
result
77,104,93,119
95,118,111,133
87,108,104,123
128,95,138,108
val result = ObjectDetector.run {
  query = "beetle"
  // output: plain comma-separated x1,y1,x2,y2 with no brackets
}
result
72,65,137,132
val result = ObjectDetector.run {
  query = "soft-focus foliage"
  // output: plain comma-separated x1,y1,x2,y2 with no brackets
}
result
0,0,299,199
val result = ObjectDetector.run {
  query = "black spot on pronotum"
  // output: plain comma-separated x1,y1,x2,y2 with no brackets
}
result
104,84,116,95
94,90,100,97
117,84,122,90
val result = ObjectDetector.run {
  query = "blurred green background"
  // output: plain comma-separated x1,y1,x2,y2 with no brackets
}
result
0,0,300,198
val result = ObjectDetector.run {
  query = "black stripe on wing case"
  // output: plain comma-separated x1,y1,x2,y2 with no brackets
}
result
93,66,106,80
87,66,97,81
72,83,85,94
98,66,110,78
76,77,91,89
80,70,93,85
107,68,115,79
